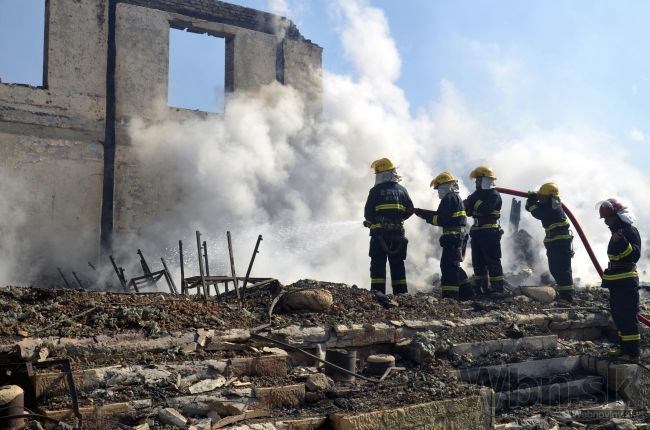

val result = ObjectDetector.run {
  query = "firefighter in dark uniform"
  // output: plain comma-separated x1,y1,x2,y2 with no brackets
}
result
412,172,472,300
464,166,504,295
598,198,642,362
525,183,575,301
364,158,414,294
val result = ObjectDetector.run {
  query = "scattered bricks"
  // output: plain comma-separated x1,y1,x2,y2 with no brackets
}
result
203,329,251,351
188,376,227,394
270,325,330,346
449,335,558,358
159,407,188,428
331,389,494,430
331,323,396,348
252,354,288,377
189,418,211,430
211,400,249,416
305,373,333,392
45,399,153,422
254,384,306,409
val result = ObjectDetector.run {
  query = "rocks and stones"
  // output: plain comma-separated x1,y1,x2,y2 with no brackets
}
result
280,288,333,312
521,286,557,303
158,407,188,428
305,373,334,392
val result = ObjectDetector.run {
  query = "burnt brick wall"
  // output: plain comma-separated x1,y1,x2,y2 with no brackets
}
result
121,0,312,42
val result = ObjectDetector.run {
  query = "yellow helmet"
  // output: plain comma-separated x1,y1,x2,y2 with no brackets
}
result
538,182,560,197
469,165,496,179
370,158,397,173
430,172,458,189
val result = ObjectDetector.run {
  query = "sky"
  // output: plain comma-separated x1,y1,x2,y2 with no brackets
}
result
1,0,648,166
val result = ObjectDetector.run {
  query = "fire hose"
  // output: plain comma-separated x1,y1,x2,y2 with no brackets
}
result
496,186,650,329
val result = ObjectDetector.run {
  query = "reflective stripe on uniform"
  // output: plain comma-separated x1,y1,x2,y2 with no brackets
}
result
375,203,407,211
557,284,575,291
527,204,538,212
452,210,467,218
371,278,386,284
432,215,438,225
602,271,638,281
441,285,460,292
473,200,482,211
621,333,641,341
489,276,504,281
608,243,633,261
491,210,501,216
442,229,462,235
544,234,572,243
393,279,407,285
471,224,499,230
545,219,570,232
370,224,382,229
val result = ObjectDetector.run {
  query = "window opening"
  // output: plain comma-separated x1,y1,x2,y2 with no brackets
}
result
168,27,226,113
0,0,47,87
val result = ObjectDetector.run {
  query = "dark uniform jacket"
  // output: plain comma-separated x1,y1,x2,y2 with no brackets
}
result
364,182,414,236
416,192,467,244
525,194,571,244
465,188,501,232
603,221,641,285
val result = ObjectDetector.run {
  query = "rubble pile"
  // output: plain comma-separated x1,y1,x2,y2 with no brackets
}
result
0,281,648,429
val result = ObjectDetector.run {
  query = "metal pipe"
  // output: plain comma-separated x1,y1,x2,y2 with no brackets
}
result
242,235,263,292
195,231,209,301
57,267,71,289
160,258,178,295
227,231,241,301
496,186,650,328
71,272,84,289
179,240,186,295
203,240,211,297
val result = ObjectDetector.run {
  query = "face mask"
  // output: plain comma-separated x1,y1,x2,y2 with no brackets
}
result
618,212,635,225
479,177,495,190
437,182,458,198
375,169,401,185
551,196,561,209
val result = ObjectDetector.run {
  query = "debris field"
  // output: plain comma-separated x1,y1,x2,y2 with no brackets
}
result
0,280,648,429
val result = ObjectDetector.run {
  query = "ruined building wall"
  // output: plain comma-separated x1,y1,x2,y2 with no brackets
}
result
0,0,322,277
0,0,108,272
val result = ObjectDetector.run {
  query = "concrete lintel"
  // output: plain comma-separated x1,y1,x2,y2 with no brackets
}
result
449,335,558,358
457,356,582,384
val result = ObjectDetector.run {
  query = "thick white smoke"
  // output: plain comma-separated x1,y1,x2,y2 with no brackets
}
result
115,0,649,290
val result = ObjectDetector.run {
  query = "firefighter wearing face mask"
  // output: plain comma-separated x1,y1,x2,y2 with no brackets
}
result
464,166,504,295
598,198,642,363
364,158,414,294
410,172,472,300
525,183,575,301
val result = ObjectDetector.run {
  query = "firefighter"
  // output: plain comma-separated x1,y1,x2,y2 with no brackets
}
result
364,158,414,294
411,172,472,300
464,166,504,295
525,183,575,301
598,198,641,362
